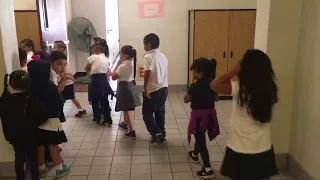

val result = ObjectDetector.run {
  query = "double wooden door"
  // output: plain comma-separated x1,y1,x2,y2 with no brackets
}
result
188,10,256,85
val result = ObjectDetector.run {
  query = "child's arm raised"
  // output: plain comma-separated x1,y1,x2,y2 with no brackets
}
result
210,59,241,95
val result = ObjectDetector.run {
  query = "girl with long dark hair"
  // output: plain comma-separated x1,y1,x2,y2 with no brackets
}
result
210,49,278,180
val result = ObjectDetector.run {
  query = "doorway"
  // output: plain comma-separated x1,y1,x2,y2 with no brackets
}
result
188,10,256,87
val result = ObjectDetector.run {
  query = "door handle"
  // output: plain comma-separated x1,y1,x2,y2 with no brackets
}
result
223,52,226,58
230,51,233,58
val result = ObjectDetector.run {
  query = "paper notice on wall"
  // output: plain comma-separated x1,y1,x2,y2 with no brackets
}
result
139,0,164,19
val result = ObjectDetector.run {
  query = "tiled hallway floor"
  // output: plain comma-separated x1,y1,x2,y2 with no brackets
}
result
5,92,294,180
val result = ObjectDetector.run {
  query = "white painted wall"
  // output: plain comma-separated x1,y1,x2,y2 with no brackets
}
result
119,0,257,85
65,0,77,74
71,0,107,72
289,0,320,179
254,0,270,52
13,0,37,10
0,0,19,162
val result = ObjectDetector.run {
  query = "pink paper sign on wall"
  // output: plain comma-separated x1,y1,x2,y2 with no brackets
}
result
139,0,164,19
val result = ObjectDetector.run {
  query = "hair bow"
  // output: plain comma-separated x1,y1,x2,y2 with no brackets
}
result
31,54,41,60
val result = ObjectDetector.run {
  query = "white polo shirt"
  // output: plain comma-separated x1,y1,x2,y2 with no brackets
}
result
227,81,272,154
144,49,168,93
116,60,134,82
51,69,59,86
88,53,110,75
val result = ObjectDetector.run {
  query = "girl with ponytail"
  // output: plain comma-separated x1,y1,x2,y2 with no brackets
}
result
183,58,219,179
0,70,42,180
111,45,141,139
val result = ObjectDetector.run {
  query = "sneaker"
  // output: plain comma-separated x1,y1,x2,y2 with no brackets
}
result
196,167,214,179
56,165,72,178
188,151,200,163
39,167,48,178
75,110,87,117
158,136,166,143
150,135,162,144
107,120,113,127
118,123,129,132
125,131,136,139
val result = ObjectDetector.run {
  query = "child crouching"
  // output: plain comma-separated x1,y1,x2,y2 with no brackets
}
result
184,58,220,179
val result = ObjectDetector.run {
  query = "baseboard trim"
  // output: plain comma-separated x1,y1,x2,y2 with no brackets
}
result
287,155,316,180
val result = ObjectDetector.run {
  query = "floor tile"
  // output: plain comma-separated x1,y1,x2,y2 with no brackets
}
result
77,150,96,157
65,176,88,180
152,173,173,180
109,174,130,180
95,149,114,157
131,173,152,180
171,163,192,172
132,155,151,164
131,164,151,173
151,163,171,173
92,156,113,165
73,157,94,166
151,155,170,163
87,175,109,180
69,166,91,176
89,165,111,175
173,172,195,180
110,164,131,174
170,155,189,163
112,156,132,164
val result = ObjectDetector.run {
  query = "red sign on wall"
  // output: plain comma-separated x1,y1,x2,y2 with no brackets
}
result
139,67,145,78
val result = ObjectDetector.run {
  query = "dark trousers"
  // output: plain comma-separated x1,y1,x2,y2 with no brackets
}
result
194,132,211,168
90,74,112,123
13,143,39,180
142,87,168,136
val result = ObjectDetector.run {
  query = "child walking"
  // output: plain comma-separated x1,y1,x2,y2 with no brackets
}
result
28,60,72,178
85,45,114,126
20,39,35,63
211,49,278,180
142,33,168,143
0,71,44,180
184,58,220,179
112,45,141,139
53,41,87,117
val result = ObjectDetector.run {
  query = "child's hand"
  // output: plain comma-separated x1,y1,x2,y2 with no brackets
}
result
61,73,75,82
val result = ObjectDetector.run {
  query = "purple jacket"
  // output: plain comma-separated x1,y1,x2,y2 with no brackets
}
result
188,108,220,144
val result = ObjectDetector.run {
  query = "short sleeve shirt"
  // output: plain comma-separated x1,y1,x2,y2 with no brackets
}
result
188,79,215,109
116,60,134,82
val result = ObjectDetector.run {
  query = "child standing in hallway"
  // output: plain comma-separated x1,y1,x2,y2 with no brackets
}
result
112,45,141,139
0,71,43,180
184,58,219,179
53,41,87,117
28,60,72,178
20,39,35,63
85,45,114,126
211,50,278,180
142,33,168,143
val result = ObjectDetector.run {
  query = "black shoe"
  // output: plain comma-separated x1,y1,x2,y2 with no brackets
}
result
107,120,113,127
75,110,87,117
188,151,199,163
196,167,214,179
125,131,136,140
158,136,166,144
96,119,102,125
150,135,163,144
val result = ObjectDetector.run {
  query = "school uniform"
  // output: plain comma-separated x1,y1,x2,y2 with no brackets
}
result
61,67,76,101
28,60,67,146
220,81,278,180
115,60,141,112
88,53,114,123
142,49,168,137
0,92,45,180
187,79,220,168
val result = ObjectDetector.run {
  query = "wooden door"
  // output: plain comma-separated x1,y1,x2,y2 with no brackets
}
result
15,11,42,51
228,10,256,71
191,11,230,85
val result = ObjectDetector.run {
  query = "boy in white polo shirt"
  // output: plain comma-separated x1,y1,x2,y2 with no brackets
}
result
142,33,168,143
53,41,87,117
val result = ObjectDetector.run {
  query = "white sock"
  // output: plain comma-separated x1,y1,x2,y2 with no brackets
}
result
38,164,46,170
156,133,162,136
55,163,63,170
205,167,212,172
78,108,84,111
192,152,198,157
